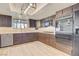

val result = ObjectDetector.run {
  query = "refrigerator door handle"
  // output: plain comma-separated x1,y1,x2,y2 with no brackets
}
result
76,29,79,34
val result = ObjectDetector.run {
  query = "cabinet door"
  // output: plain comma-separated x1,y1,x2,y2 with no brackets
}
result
13,33,23,45
0,15,3,26
1,34,13,47
29,19,36,27
5,16,12,27
63,6,73,16
31,33,37,41
38,33,50,45
0,15,12,27
49,34,56,47
2,16,7,27
73,3,79,12
13,33,37,45
22,33,34,43
39,33,46,43
25,33,37,42
0,35,1,47
43,34,50,45
56,10,63,19
22,33,28,43
38,33,43,42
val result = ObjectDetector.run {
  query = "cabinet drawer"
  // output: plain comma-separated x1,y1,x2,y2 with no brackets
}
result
55,42,72,54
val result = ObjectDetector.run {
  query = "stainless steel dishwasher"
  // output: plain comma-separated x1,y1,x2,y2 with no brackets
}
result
1,34,13,47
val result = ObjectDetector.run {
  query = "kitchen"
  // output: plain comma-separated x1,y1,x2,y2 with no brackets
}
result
0,3,79,56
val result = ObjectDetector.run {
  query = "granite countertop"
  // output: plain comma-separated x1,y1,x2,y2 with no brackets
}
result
0,29,55,35
0,31,38,34
38,31,55,35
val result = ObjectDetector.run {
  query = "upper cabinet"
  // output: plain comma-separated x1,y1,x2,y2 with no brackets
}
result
56,6,73,19
0,15,12,27
62,6,73,16
29,19,37,27
73,3,79,12
56,10,63,19
40,15,55,27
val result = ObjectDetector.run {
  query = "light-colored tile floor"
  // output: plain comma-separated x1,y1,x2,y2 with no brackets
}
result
0,41,69,56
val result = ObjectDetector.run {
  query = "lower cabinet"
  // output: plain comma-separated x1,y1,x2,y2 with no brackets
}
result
1,34,13,47
13,33,23,45
38,33,56,47
13,33,37,45
49,34,56,47
0,33,56,48
38,33,49,45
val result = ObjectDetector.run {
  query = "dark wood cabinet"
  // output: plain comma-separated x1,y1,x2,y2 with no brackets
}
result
38,33,56,47
62,6,73,16
29,19,36,27
0,33,56,48
13,33,37,45
0,15,3,26
0,35,1,47
44,34,50,45
0,15,12,27
49,34,56,47
38,33,48,44
73,3,79,12
22,33,37,43
56,6,73,19
13,33,23,45
5,16,12,27
56,10,63,19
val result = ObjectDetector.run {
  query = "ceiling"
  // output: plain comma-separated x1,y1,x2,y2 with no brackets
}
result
0,3,76,20
30,3,76,20
9,3,29,14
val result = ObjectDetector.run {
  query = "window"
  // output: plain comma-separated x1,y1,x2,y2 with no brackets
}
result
40,18,53,27
17,20,21,29
12,20,17,28
12,19,28,29
44,20,50,27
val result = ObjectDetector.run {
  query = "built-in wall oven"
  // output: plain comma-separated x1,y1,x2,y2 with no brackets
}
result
55,15,74,54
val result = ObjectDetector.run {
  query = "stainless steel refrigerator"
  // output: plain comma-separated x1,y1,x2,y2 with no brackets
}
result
72,10,79,56
55,15,73,55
